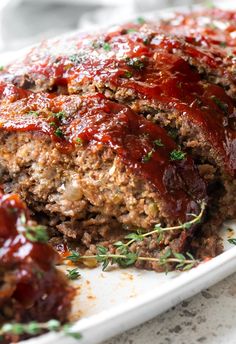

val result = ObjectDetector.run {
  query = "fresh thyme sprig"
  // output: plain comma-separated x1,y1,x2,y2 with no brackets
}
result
65,202,205,272
0,320,81,340
122,201,206,248
228,238,236,245
65,247,199,272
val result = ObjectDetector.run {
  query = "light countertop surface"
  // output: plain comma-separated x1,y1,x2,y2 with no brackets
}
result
104,272,236,344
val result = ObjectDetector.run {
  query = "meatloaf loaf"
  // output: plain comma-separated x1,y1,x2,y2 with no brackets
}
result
1,8,236,268
1,9,235,221
0,83,209,264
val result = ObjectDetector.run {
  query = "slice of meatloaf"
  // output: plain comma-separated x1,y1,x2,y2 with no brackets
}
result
0,192,74,343
0,86,207,259
157,8,236,100
1,17,235,222
1,10,236,100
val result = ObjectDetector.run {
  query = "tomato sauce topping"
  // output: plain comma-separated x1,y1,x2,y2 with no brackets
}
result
2,14,235,175
0,89,206,221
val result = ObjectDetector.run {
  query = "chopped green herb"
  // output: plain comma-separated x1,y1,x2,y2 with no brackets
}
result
228,238,236,245
227,54,235,59
54,111,66,120
211,96,228,113
219,42,227,47
25,225,49,243
28,110,40,117
66,268,81,280
126,57,146,71
103,42,111,51
69,54,81,64
143,37,151,45
153,139,164,147
137,17,146,24
142,150,153,163
127,28,137,33
54,128,64,138
49,122,56,127
170,149,186,161
0,66,4,71
76,137,83,145
123,70,133,78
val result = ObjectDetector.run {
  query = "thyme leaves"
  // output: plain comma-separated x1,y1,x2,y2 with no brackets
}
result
0,321,81,340
25,225,49,243
65,202,205,272
228,238,236,245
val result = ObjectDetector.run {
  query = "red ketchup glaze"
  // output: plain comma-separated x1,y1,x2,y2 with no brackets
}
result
0,92,206,221
56,30,236,175
0,82,30,104
0,192,64,308
4,17,235,175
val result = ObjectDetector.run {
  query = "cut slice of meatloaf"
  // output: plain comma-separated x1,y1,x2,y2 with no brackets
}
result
1,9,236,103
0,86,207,259
157,9,236,100
1,10,236,100
1,17,235,222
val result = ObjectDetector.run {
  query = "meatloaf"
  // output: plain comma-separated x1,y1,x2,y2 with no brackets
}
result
0,8,236,268
0,84,208,264
1,10,235,220
0,191,74,343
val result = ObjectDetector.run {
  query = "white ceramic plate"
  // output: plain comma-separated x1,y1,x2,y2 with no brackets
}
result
1,1,236,343
21,225,236,344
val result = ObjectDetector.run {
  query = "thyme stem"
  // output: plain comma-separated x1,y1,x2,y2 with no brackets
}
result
69,254,197,264
65,201,205,271
125,201,206,247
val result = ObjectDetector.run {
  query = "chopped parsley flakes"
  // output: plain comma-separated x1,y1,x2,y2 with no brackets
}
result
28,110,40,117
127,28,137,33
54,111,66,120
170,149,186,161
211,96,228,113
123,70,133,78
219,42,227,47
142,150,153,163
76,137,83,145
126,57,146,71
54,128,64,138
103,42,111,51
153,139,164,147
68,54,82,64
